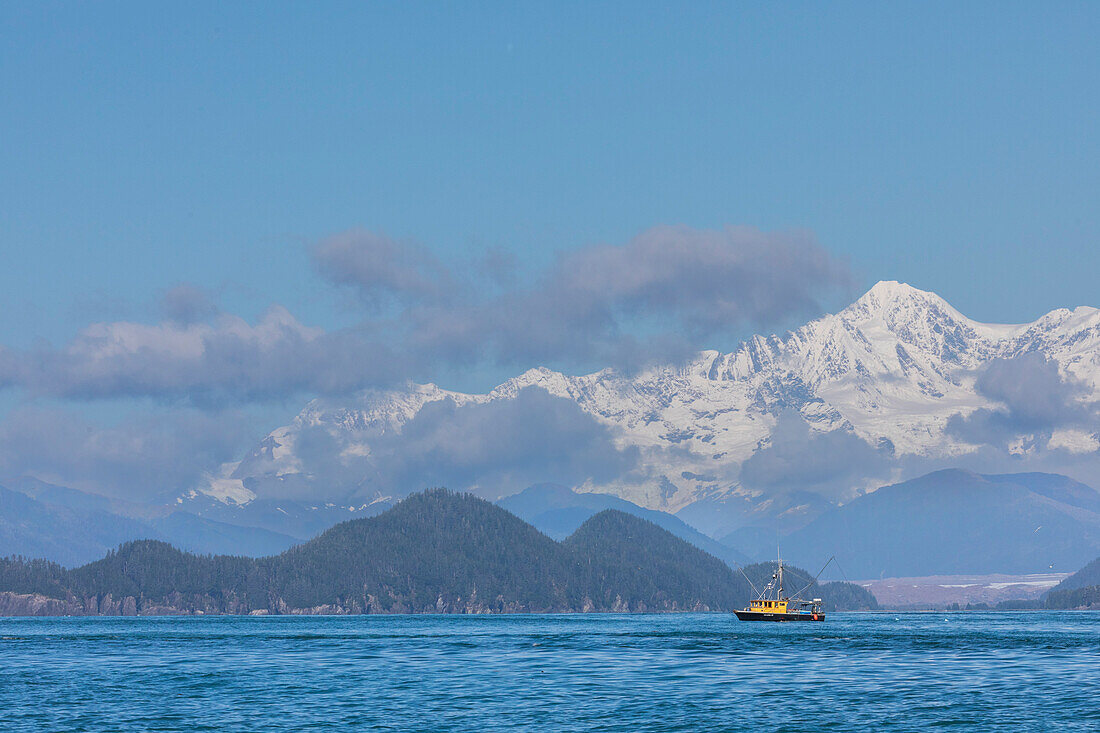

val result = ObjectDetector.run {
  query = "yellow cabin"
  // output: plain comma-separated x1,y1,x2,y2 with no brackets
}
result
749,599,788,613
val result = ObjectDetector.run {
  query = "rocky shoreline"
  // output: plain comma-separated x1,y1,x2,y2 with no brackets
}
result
0,590,722,617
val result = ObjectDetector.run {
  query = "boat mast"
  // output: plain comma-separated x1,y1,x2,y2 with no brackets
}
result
777,543,784,600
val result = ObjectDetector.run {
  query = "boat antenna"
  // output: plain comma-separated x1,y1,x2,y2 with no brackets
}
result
777,541,784,599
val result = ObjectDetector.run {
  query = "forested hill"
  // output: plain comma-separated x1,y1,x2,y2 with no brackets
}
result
0,491,741,614
0,490,876,616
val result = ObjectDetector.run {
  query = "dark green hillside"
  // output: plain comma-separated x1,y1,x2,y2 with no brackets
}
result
270,489,577,612
564,510,747,611
817,581,879,611
1045,585,1100,610
66,541,264,607
498,483,751,566
0,490,767,615
0,556,67,597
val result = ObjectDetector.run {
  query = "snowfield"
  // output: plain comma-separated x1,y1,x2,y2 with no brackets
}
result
197,281,1100,515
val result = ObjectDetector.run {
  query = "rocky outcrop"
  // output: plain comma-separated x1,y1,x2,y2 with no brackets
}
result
0,591,252,617
0,592,718,616
0,592,85,616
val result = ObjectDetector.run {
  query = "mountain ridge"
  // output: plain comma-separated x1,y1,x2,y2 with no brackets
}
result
775,469,1100,577
0,490,877,616
0,482,300,567
497,483,750,566
190,281,1098,530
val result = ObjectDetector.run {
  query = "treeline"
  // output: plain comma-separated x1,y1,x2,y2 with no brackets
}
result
1045,585,1100,610
0,490,878,616
0,556,68,597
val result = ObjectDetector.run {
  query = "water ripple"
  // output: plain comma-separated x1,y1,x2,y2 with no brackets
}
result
0,612,1098,731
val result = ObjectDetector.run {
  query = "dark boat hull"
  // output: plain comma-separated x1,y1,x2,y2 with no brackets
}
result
734,609,824,622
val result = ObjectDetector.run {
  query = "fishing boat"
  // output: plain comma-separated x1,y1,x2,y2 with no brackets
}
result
734,555,825,622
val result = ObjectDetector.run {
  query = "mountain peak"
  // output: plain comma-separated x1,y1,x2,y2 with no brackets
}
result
854,280,944,311
866,279,924,297
841,280,988,342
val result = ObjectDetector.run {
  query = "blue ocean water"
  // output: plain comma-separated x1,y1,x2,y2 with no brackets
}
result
1,612,1097,732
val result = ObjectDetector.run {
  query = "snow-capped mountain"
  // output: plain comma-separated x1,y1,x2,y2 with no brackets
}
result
195,281,1100,520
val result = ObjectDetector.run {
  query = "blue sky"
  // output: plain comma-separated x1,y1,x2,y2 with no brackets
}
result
1,2,1099,498
4,2,1099,342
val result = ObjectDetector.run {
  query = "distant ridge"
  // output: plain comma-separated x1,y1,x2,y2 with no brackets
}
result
498,484,751,566
0,485,153,568
776,470,1100,577
0,481,301,567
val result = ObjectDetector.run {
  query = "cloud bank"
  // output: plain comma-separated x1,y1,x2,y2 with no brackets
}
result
332,224,853,370
224,388,640,503
948,353,1099,450
0,225,852,406
0,224,854,500
7,307,403,405
371,388,640,498
739,411,893,497
3,227,1097,507
0,407,251,501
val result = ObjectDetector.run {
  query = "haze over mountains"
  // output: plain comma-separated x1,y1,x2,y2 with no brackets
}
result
3,281,1098,580
776,470,1100,577
497,484,750,567
0,478,299,566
